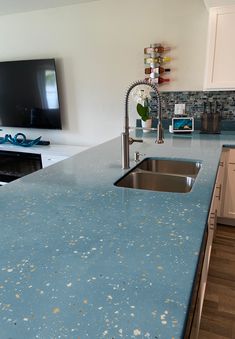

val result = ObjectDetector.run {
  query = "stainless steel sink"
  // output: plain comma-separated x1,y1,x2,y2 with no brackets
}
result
137,158,201,177
114,171,194,193
114,158,201,193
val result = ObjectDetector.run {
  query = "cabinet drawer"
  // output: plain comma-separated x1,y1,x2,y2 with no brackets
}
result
228,148,235,164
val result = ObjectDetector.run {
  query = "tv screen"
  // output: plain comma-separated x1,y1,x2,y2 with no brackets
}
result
0,58,62,129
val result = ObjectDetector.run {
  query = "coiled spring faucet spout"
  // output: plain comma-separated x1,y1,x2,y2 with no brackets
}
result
121,80,164,169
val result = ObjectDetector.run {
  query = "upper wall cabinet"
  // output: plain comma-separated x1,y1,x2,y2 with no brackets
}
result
204,0,235,10
204,5,235,90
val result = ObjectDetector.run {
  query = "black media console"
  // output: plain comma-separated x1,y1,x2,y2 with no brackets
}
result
0,150,42,185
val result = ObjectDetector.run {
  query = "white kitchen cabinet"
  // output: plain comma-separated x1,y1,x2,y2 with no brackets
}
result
204,0,235,10
204,5,235,90
219,148,235,223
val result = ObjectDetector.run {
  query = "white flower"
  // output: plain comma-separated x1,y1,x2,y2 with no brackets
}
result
132,88,151,105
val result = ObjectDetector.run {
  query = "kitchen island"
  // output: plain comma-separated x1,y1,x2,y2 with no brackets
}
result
0,131,235,339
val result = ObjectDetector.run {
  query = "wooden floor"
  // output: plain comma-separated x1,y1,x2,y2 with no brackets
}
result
199,224,235,339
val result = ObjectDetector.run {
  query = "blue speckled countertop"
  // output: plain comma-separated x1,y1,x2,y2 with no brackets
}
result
1,131,235,339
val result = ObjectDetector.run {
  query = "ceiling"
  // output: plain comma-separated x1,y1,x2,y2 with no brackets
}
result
0,0,100,16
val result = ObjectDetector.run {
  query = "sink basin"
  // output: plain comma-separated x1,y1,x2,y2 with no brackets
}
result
114,158,201,193
114,171,195,193
137,158,201,177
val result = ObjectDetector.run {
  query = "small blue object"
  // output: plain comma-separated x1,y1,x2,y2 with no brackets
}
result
0,133,41,147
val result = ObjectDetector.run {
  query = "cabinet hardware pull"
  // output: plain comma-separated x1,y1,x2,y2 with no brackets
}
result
219,161,224,167
215,184,221,200
208,210,217,231
209,224,214,230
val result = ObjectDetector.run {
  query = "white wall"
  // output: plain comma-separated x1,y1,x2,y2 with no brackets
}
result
0,0,208,145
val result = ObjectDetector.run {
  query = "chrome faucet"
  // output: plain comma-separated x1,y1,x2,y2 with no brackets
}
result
121,80,164,169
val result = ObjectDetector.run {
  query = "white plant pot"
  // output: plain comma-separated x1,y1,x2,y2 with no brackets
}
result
142,118,152,132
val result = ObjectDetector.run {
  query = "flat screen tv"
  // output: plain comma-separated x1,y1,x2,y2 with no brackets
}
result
0,58,62,129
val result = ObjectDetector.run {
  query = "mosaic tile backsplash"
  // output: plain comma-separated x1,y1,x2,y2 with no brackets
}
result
150,90,235,120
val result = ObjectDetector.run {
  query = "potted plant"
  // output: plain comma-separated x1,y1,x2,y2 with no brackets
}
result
135,89,152,130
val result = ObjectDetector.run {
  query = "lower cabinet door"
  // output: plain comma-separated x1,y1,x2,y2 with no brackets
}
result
223,162,235,219
221,149,235,223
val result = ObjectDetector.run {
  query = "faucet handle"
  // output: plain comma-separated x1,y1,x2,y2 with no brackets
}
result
129,137,143,145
